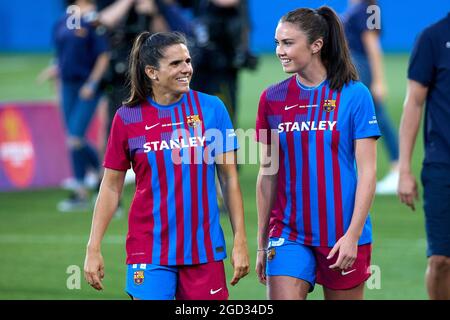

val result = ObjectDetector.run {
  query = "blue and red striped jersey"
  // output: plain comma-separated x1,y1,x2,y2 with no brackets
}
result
256,76,381,247
104,90,238,265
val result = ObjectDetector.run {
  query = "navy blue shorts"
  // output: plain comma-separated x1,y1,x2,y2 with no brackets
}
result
421,163,450,257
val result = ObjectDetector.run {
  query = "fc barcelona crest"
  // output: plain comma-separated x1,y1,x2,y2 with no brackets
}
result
133,270,145,285
323,99,336,112
187,115,201,127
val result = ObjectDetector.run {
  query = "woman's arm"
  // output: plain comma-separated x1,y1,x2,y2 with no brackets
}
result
84,168,126,290
362,30,386,102
216,151,249,286
255,143,278,284
328,138,377,270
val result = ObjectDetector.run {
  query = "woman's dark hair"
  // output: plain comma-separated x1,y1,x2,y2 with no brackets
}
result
124,31,188,107
280,6,358,91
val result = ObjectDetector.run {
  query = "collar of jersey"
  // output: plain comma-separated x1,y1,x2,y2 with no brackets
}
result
295,75,328,90
146,93,187,109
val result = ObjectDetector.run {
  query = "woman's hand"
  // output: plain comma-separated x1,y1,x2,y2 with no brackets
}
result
84,248,105,290
398,171,418,211
36,65,58,84
135,0,157,15
79,83,95,100
255,250,267,285
230,241,250,286
327,233,359,271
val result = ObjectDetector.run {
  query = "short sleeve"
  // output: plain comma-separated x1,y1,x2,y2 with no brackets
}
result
255,90,271,144
352,84,382,140
214,97,239,155
103,112,131,171
408,30,435,86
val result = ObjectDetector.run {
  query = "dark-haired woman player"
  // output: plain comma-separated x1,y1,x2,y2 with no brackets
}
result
255,7,381,300
84,31,249,300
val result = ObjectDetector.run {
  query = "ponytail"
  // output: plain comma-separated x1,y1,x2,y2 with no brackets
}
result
125,31,152,107
124,31,188,107
280,6,358,91
316,6,358,91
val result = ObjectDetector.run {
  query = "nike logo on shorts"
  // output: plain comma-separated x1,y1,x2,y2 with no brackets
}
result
341,269,356,276
210,288,223,295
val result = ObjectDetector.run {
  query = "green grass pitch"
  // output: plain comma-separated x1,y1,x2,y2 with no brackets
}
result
0,53,427,299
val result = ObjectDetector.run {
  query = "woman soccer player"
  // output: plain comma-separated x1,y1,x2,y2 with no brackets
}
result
255,7,380,300
84,31,249,300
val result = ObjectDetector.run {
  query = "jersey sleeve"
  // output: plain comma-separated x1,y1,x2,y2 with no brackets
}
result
255,89,272,144
407,29,435,86
214,96,239,156
103,112,131,171
352,84,381,140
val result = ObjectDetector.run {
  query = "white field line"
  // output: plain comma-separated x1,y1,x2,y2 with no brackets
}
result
0,234,125,245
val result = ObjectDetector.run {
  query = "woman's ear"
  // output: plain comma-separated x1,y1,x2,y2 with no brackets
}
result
311,38,324,55
145,65,158,80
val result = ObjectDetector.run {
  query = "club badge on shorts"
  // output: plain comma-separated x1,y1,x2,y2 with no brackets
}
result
267,248,276,261
323,99,336,112
187,115,201,127
133,270,144,285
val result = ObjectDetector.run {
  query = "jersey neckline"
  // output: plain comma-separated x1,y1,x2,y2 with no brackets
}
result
295,75,328,90
146,92,187,109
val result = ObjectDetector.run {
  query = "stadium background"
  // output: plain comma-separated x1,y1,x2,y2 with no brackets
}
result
0,0,449,299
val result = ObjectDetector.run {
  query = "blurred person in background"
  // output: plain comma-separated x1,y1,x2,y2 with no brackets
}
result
398,13,450,300
44,0,110,212
84,31,249,299
255,7,380,300
342,0,400,195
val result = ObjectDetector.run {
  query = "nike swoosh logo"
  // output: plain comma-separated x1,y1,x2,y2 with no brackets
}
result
210,288,223,295
284,104,299,110
145,123,159,130
341,269,356,276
